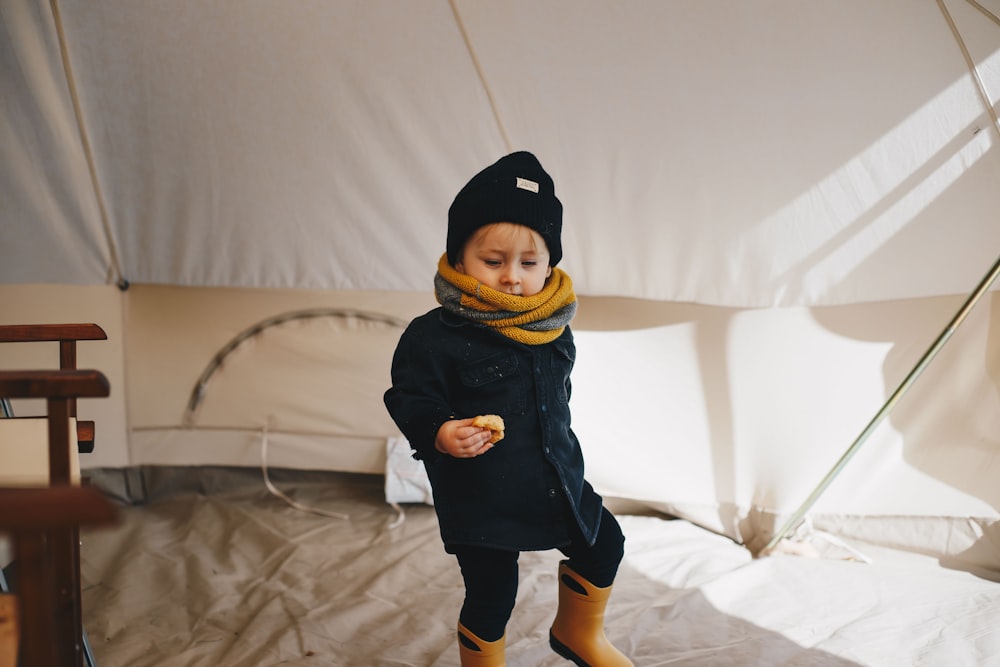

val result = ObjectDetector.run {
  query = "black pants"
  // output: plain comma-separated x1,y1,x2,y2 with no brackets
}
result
453,506,625,642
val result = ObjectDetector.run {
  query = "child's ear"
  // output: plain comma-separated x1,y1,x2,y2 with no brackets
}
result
546,266,553,278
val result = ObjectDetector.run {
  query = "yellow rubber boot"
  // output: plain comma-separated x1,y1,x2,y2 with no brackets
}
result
458,621,506,667
549,562,633,666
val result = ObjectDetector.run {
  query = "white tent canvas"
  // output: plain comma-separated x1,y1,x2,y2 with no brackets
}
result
2,1,1000,665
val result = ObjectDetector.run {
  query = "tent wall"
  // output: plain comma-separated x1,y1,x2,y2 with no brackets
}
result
3,0,1000,570
2,284,997,537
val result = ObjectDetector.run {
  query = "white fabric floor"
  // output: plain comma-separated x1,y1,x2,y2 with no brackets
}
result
78,468,1000,667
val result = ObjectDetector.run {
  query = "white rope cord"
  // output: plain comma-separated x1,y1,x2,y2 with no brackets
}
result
387,501,407,529
50,0,125,286
259,415,349,521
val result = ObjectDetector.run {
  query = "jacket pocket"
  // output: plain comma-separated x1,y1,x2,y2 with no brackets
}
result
457,351,527,416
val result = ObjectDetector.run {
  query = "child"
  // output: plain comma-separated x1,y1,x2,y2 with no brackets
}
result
384,151,632,667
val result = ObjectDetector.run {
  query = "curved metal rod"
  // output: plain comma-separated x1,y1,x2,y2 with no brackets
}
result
763,252,1000,554
182,308,407,427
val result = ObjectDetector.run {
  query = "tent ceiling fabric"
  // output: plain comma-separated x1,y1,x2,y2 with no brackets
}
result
1,0,110,283
3,0,1000,307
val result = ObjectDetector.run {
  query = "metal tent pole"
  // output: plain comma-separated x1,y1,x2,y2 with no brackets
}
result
763,252,1000,554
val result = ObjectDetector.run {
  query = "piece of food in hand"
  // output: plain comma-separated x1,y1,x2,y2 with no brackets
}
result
472,414,505,444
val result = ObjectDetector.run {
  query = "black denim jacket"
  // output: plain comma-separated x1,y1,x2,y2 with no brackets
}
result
384,308,603,552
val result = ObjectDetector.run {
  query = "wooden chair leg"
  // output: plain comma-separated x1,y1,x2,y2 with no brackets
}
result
71,526,85,666
0,593,17,667
14,531,57,667
51,526,83,666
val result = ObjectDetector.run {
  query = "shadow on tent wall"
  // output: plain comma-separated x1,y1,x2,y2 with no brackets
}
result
810,290,1000,581
880,291,999,511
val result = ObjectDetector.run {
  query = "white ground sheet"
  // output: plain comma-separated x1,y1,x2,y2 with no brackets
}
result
77,468,1000,667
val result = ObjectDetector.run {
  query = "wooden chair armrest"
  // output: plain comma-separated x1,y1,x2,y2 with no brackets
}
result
0,370,109,400
0,324,106,344
0,486,118,529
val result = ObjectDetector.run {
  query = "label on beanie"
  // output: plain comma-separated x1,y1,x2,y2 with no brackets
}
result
515,177,539,193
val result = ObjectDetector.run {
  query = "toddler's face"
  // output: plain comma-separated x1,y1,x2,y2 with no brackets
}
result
456,223,552,296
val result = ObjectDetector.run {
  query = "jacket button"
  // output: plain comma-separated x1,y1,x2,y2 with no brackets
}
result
548,489,557,497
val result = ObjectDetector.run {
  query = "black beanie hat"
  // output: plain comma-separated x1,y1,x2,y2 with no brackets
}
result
447,151,563,266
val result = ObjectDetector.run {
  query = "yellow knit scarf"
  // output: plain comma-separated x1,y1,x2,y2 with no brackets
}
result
434,253,577,345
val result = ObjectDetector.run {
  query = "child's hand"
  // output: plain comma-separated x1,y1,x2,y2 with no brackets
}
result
435,418,495,458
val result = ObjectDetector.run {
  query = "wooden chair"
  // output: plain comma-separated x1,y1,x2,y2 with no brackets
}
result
0,323,108,588
0,367,114,667
0,324,108,453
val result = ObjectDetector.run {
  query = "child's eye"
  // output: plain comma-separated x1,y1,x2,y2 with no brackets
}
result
522,261,537,267
484,259,501,267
